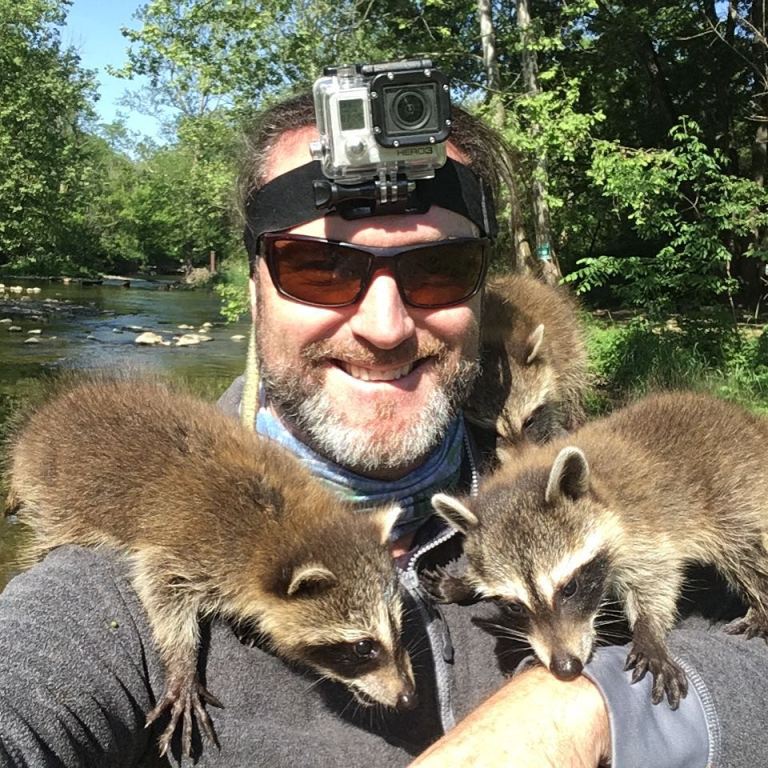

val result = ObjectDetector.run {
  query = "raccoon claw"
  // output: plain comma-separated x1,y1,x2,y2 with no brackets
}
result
420,560,476,605
724,609,768,640
652,667,688,709
146,673,222,757
420,566,453,603
624,648,687,709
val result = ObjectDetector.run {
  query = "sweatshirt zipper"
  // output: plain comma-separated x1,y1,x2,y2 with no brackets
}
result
400,527,458,733
397,428,480,733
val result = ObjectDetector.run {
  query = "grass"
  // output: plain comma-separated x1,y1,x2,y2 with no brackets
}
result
584,312,768,416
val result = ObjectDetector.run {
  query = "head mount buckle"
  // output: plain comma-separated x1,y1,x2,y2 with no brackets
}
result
312,172,419,219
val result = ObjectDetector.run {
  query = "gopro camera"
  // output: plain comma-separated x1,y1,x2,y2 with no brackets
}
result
310,59,451,206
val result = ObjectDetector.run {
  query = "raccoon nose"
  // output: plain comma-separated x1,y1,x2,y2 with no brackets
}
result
550,654,583,681
397,688,418,711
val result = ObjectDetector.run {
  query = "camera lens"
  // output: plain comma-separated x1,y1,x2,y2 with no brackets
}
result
392,90,430,130
371,72,448,147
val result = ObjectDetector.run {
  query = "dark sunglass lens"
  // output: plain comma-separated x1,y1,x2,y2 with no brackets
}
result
399,241,485,307
270,240,369,305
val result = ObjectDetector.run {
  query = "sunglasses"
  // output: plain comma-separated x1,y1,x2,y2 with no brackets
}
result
260,233,489,309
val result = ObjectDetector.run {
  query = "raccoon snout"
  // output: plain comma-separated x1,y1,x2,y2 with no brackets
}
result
396,685,418,711
549,653,583,681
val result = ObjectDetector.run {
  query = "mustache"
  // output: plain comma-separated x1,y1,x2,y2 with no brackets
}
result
301,337,449,368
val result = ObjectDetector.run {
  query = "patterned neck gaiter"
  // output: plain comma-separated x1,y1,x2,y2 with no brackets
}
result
254,406,466,542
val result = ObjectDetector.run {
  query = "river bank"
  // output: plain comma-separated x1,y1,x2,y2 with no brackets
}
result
0,277,252,589
0,276,250,391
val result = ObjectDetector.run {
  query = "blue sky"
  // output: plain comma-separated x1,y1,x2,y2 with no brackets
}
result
62,0,162,139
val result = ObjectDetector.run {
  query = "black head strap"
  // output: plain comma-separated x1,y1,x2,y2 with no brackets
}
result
243,158,497,261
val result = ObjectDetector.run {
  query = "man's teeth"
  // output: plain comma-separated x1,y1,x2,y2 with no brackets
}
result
344,363,413,381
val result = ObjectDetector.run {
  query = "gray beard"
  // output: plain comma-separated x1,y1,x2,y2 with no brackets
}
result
259,352,480,473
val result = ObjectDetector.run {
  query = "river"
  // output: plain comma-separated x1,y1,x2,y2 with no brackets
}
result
0,276,251,394
0,276,252,588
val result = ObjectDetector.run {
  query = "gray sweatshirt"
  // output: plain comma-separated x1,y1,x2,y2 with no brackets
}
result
0,383,763,766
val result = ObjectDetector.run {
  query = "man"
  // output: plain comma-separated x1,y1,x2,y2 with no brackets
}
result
0,91,762,768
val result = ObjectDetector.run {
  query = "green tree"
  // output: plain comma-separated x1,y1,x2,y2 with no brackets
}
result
0,0,98,273
78,128,147,273
566,119,768,316
115,110,241,272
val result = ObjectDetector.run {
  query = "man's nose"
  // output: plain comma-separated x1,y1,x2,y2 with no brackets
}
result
348,268,416,349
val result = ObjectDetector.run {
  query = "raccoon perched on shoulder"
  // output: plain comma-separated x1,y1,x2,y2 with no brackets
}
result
5,376,414,757
429,390,768,709
465,273,589,451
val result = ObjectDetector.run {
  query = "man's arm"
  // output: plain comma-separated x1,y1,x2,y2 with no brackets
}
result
0,546,163,767
413,631,740,768
409,666,609,768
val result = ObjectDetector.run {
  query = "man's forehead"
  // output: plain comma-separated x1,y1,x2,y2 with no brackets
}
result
287,205,479,241
264,126,318,182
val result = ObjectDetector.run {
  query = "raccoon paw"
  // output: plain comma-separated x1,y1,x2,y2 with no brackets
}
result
724,608,768,640
420,564,475,604
624,646,688,709
146,672,224,757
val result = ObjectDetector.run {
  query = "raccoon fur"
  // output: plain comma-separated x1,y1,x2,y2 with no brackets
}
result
430,390,768,709
5,376,415,757
466,273,589,450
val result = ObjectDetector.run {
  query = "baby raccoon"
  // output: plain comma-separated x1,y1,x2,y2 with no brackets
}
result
6,376,415,757
430,390,768,708
466,273,589,449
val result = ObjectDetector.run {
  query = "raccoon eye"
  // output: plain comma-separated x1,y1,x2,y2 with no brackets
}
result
353,639,377,659
523,406,544,432
562,578,578,598
504,601,525,616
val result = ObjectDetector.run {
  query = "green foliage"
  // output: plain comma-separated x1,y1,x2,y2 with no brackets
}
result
0,0,99,272
214,252,250,323
114,0,480,115
565,119,768,315
586,315,768,415
0,1,247,276
500,74,605,238
114,110,242,272
3,0,768,329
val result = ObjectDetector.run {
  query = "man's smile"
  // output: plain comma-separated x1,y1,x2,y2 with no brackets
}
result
337,360,416,382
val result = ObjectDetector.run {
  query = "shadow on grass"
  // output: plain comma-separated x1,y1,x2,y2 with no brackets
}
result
585,313,768,415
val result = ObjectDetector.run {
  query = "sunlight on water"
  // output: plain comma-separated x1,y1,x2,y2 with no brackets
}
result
0,278,251,392
0,277,253,589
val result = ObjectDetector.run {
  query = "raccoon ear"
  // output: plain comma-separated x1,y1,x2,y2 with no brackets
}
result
525,324,545,365
545,446,589,503
371,504,403,545
431,493,479,534
287,563,338,596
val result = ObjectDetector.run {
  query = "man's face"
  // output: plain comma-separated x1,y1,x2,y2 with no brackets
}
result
252,126,482,478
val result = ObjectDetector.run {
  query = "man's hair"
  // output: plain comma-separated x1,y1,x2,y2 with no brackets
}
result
238,91,510,235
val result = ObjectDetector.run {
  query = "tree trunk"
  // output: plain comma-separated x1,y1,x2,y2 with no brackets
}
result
477,0,532,273
704,0,739,172
731,0,768,308
478,0,502,115
750,0,768,309
517,0,561,283
750,0,767,188
706,0,765,307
